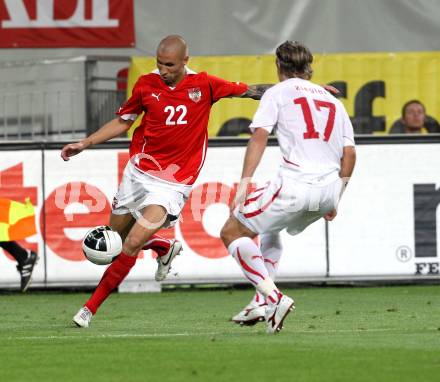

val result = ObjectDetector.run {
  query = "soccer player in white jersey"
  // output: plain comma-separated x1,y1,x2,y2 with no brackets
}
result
220,41,356,334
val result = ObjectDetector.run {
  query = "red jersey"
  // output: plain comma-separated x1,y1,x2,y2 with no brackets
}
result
116,69,248,185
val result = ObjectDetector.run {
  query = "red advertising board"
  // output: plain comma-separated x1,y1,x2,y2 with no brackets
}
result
0,146,328,288
0,0,134,48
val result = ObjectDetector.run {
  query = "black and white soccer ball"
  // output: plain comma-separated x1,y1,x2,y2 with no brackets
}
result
82,226,122,265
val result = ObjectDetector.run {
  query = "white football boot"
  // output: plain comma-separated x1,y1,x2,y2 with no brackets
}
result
265,295,295,334
155,240,183,282
232,300,267,326
73,306,93,328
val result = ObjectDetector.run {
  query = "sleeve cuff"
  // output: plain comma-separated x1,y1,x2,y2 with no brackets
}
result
249,124,274,133
118,113,138,121
343,136,355,146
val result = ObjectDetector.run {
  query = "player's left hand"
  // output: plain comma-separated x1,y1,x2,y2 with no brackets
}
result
324,209,337,221
230,178,251,213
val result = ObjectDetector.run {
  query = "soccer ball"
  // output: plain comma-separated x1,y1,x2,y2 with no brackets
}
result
82,226,122,265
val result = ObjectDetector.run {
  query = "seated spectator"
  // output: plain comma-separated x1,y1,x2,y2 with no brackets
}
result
389,100,440,134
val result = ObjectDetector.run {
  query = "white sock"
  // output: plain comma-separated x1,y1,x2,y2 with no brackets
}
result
261,232,282,278
256,278,282,305
251,292,266,305
253,233,282,305
228,237,282,305
228,237,269,287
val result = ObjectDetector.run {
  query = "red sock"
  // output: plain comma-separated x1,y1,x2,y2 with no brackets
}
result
142,234,171,257
85,252,136,314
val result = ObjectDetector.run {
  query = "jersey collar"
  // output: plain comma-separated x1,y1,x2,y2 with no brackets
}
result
151,66,197,75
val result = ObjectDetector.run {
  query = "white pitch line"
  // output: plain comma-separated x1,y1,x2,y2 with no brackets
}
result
295,327,438,334
5,327,437,341
6,332,222,341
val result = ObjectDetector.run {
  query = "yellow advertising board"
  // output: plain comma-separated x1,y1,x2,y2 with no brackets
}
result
127,52,440,136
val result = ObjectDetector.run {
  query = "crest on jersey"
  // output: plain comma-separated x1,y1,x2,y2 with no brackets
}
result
188,88,202,103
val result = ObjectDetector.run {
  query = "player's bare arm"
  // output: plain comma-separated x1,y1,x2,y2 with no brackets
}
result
61,117,133,161
321,84,340,95
324,146,356,221
340,146,356,180
238,83,338,101
240,84,273,100
232,128,269,210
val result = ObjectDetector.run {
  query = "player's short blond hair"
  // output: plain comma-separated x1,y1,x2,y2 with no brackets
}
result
276,41,313,80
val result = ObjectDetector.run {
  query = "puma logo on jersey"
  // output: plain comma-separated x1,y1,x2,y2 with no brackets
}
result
152,93,161,101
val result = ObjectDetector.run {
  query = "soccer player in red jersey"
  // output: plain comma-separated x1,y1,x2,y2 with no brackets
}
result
61,35,271,327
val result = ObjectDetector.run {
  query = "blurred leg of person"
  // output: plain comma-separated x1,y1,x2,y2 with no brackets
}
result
0,241,38,292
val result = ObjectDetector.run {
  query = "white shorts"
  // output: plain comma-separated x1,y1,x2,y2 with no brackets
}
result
112,161,192,228
234,173,343,235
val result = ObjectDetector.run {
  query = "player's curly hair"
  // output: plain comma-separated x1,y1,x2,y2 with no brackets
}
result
275,41,313,80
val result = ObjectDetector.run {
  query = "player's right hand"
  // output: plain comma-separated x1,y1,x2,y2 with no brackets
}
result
60,142,86,161
324,209,337,221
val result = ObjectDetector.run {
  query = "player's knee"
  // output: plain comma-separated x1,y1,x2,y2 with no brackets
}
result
220,219,234,246
221,217,245,247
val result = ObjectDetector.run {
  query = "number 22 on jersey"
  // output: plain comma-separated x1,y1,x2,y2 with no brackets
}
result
294,97,335,141
164,105,188,125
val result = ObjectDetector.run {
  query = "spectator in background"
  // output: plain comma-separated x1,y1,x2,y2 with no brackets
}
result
389,100,440,134
0,241,38,292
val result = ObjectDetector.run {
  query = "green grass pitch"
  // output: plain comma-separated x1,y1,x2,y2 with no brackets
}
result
1,285,439,382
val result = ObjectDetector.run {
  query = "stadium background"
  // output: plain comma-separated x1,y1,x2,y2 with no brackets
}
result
0,0,439,288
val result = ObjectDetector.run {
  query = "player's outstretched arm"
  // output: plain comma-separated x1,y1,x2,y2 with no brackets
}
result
239,84,339,101
321,84,340,96
240,84,339,100
240,84,273,100
61,117,133,161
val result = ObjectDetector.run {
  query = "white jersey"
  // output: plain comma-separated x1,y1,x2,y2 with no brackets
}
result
250,78,355,184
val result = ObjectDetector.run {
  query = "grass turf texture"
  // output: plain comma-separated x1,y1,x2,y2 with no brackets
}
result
1,285,439,382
